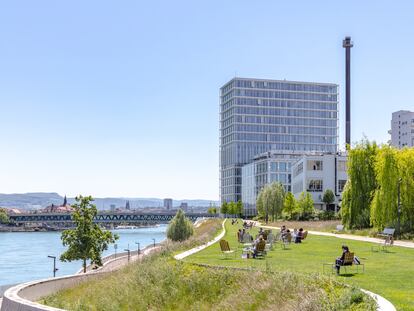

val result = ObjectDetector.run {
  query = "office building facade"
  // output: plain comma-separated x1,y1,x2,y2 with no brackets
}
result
389,110,414,148
241,151,302,215
220,77,339,203
291,153,347,210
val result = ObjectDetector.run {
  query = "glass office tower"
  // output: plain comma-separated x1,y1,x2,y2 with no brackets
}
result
220,77,338,203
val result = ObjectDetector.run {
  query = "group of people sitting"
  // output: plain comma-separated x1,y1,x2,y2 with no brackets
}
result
280,225,306,244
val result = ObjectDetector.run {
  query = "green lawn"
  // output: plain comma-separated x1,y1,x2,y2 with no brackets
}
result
184,221,414,311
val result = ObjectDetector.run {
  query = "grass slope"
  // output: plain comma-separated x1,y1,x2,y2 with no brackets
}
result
185,221,414,311
41,219,375,311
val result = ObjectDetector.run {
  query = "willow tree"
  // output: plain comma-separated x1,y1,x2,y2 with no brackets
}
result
399,148,414,232
341,140,378,229
256,182,285,223
370,146,399,230
283,192,297,220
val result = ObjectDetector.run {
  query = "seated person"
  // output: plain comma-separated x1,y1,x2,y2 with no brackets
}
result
293,228,298,239
280,225,287,239
335,245,350,274
237,229,242,242
295,228,304,243
252,236,265,258
282,229,291,243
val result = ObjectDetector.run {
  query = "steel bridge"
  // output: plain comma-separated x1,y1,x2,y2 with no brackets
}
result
9,212,216,225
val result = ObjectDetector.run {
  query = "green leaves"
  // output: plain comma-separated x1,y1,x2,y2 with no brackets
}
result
60,195,118,272
0,208,9,224
322,189,335,206
256,182,286,222
342,141,414,234
167,209,194,242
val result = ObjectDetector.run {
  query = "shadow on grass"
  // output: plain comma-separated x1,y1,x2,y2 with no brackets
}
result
338,273,356,278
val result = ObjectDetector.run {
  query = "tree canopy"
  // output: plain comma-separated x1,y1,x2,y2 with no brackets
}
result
256,182,285,222
167,209,194,242
322,189,335,206
341,141,414,235
283,192,297,220
297,191,314,220
0,208,9,224
60,196,118,273
341,140,377,229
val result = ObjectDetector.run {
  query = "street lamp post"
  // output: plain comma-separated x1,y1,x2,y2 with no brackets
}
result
135,242,140,256
397,178,402,239
124,247,130,262
47,255,58,278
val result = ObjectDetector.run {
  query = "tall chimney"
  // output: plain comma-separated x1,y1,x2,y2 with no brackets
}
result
342,36,353,147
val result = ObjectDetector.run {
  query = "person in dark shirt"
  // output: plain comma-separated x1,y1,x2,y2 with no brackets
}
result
295,228,304,243
335,245,350,274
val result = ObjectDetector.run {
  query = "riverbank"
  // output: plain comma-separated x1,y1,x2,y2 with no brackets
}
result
0,225,167,287
0,223,162,232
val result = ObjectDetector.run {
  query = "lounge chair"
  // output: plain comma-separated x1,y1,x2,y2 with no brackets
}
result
265,233,274,251
219,239,236,259
301,231,308,241
282,233,292,249
323,252,365,274
254,240,267,258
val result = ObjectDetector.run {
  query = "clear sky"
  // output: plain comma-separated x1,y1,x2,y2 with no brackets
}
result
0,1,413,200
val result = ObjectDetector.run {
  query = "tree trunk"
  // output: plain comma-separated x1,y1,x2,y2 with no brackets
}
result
83,259,86,273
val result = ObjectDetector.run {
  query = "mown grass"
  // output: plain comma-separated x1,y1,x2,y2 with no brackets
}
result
41,219,375,311
185,221,414,311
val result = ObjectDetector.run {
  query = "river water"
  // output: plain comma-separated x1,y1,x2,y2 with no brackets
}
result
0,225,167,287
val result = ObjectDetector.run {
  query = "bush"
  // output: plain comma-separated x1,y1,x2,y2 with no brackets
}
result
167,209,194,242
317,210,340,221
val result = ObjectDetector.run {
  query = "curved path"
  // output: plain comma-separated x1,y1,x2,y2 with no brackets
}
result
175,219,396,311
258,223,414,249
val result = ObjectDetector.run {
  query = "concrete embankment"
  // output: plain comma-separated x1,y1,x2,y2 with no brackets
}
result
0,245,160,311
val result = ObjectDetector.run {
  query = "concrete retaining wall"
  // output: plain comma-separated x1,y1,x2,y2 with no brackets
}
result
1,245,157,311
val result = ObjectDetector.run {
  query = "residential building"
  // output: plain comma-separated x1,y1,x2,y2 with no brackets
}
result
163,198,173,210
241,150,302,215
291,153,347,210
220,77,339,203
389,110,414,148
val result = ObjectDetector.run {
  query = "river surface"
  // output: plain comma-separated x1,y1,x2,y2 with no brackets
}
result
0,225,167,287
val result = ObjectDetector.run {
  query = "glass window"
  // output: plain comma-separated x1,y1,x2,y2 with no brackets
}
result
308,179,323,192
338,161,347,171
307,160,323,171
338,180,347,192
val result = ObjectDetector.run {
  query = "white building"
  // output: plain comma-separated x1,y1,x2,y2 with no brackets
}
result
291,153,347,210
389,110,414,148
241,150,303,215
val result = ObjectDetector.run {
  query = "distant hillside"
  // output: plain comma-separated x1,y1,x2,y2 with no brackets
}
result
0,193,219,210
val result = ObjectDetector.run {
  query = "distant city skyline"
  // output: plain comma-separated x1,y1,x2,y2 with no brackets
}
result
1,1,414,199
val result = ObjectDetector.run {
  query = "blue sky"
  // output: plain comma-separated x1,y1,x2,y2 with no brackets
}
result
0,1,413,200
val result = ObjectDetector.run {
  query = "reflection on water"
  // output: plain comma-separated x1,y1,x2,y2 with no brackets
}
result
0,225,166,286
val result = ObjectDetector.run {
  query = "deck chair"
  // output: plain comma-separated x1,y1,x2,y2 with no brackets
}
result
301,231,308,241
265,233,274,251
219,239,236,259
254,240,267,258
323,252,364,274
282,233,292,249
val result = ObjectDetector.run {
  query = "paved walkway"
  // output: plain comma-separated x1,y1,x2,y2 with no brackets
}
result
259,223,414,249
